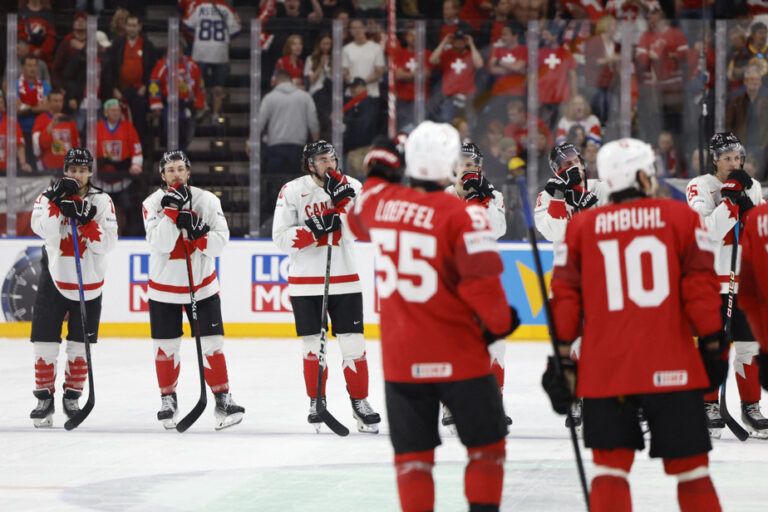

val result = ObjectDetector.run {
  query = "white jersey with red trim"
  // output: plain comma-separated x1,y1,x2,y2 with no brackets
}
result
686,173,765,293
183,0,242,64
444,185,507,240
142,186,229,304
534,178,609,243
272,174,363,297
31,187,118,301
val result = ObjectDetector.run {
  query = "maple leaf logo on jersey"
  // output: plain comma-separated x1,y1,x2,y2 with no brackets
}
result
59,233,87,258
168,234,207,259
79,220,102,243
292,228,315,250
47,200,61,218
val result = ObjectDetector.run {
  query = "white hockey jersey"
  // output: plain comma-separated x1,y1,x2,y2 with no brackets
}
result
686,173,765,293
183,1,242,64
142,186,229,304
444,185,507,240
272,174,363,297
534,179,609,242
31,187,118,301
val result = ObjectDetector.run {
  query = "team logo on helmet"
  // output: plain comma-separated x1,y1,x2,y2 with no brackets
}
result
64,147,93,171
460,142,483,167
708,132,745,164
548,142,583,174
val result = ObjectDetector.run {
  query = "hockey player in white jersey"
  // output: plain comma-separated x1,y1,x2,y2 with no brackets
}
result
534,142,609,432
272,140,381,434
686,132,768,439
29,147,118,427
142,150,244,430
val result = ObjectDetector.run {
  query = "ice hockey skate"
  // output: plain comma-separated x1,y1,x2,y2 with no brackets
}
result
214,392,245,430
704,401,725,439
30,389,54,428
157,392,178,430
308,397,326,433
565,398,583,436
351,398,380,434
442,405,457,434
741,401,768,439
62,388,82,419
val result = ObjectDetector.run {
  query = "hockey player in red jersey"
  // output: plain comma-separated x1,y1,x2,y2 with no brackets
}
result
686,132,768,438
29,147,118,427
272,140,381,434
545,138,726,512
348,122,520,512
142,150,244,430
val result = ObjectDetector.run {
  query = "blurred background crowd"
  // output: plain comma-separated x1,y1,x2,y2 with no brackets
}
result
1,0,767,239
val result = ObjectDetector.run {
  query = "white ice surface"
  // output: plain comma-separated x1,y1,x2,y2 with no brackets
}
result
0,338,766,511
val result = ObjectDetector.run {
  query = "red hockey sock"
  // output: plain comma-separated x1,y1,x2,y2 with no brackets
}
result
703,389,719,402
395,450,435,512
204,351,230,394
343,355,369,399
735,356,761,403
63,357,88,392
465,440,505,507
490,360,505,392
303,353,328,398
677,477,721,512
155,348,180,395
34,358,56,394
590,475,632,512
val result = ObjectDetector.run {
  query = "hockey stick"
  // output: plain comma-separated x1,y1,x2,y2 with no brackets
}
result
64,219,96,430
719,221,750,441
517,177,590,511
315,243,350,436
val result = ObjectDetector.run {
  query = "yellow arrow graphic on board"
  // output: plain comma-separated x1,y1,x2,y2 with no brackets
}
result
516,261,552,317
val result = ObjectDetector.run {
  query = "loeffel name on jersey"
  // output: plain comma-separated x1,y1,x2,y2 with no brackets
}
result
595,206,666,235
758,213,768,238
374,199,435,229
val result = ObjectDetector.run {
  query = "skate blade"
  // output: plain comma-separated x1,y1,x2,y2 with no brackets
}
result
356,420,379,434
311,422,322,433
214,412,244,431
161,418,177,430
708,428,723,439
33,416,53,428
746,428,768,439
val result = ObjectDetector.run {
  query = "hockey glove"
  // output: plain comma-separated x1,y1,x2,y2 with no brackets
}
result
461,172,494,203
323,169,355,210
43,177,80,203
698,330,729,393
160,183,191,210
176,209,210,240
721,169,755,217
542,353,576,415
565,186,598,211
544,166,581,198
482,306,521,344
58,196,97,225
757,350,768,391
305,211,342,239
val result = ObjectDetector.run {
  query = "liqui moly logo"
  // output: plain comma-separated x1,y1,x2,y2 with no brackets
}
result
252,254,291,312
129,254,150,312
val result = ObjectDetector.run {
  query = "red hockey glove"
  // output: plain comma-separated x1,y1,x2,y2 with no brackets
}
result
323,169,355,210
544,166,581,198
462,172,494,203
482,306,521,344
721,169,754,217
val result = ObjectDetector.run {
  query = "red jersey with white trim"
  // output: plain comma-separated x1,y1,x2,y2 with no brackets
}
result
394,47,432,101
439,49,477,96
490,45,528,96
31,187,118,301
636,26,689,88
142,186,229,304
272,174,363,297
738,204,768,352
148,56,206,111
605,0,660,22
183,0,242,63
748,0,768,14
445,185,507,239
538,46,576,104
686,173,765,293
347,177,511,383
32,113,80,171
551,197,722,397
0,114,25,170
95,119,143,182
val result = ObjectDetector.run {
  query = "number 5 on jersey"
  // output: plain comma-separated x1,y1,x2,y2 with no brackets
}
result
370,229,438,303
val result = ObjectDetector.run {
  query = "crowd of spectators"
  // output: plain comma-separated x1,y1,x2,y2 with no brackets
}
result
3,0,768,239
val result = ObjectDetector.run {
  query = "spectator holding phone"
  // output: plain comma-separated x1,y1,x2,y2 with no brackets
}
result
32,89,80,174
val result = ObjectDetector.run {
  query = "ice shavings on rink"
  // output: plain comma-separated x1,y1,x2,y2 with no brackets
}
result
0,338,766,511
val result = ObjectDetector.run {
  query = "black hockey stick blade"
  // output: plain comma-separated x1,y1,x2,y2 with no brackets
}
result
318,407,350,437
64,395,94,430
720,381,749,441
176,394,208,433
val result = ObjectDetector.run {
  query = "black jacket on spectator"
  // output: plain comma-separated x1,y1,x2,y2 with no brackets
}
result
62,49,112,111
343,92,378,151
108,36,158,92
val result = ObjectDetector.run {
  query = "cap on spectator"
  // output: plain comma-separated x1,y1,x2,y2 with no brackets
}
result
74,11,88,23
453,28,468,39
752,22,768,34
350,77,367,88
103,98,119,114
96,31,112,48
508,156,526,172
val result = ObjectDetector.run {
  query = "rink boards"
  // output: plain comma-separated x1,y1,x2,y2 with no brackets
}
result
0,238,553,339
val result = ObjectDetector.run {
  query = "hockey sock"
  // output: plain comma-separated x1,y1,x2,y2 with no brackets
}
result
343,354,369,399
202,335,230,394
490,360,505,393
465,439,505,508
664,454,721,512
303,352,328,398
394,450,435,512
734,343,761,403
590,448,634,512
154,338,181,395
703,389,719,402
33,341,59,394
488,339,506,392
63,340,87,392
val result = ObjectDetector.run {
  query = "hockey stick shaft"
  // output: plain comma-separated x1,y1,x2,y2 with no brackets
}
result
315,243,350,436
720,222,749,441
64,218,96,430
176,236,208,432
517,178,590,511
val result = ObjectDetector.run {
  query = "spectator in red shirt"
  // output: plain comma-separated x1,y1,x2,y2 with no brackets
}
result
0,91,33,173
305,33,333,140
655,129,684,178
538,23,578,132
394,23,432,130
429,0,473,49
478,0,521,51
503,99,553,157
583,15,620,125
486,23,527,121
18,0,57,70
429,28,484,123
32,89,80,174
272,35,305,90
460,0,493,32
51,11,88,91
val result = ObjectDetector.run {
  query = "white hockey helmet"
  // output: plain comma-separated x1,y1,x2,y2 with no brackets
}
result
597,138,656,194
405,121,461,182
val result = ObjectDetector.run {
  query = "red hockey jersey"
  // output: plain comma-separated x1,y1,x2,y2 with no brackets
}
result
738,204,768,353
347,177,511,383
96,119,143,182
551,197,722,397
32,113,80,171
